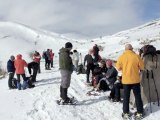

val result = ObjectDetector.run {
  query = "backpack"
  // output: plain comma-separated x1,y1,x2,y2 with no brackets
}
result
77,64,86,74
141,45,158,68
156,50,160,54
12,78,17,88
141,45,156,57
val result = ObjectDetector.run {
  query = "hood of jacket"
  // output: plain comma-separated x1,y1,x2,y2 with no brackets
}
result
16,54,22,60
59,47,70,54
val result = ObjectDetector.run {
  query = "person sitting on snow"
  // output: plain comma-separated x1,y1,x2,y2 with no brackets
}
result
96,59,118,91
108,75,123,102
94,60,108,85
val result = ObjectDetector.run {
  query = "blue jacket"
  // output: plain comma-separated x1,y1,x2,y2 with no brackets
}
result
7,60,15,73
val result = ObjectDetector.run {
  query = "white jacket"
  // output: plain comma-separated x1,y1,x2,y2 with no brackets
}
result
72,52,79,61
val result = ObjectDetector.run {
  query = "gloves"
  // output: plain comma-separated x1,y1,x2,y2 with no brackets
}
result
109,84,113,89
105,79,110,85
114,80,120,84
106,75,109,79
102,72,105,75
8,72,13,75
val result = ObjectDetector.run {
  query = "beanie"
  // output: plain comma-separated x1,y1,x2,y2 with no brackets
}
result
10,55,15,61
65,42,73,49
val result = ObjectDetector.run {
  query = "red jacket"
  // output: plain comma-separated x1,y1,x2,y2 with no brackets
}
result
14,54,28,74
32,54,41,63
50,51,54,60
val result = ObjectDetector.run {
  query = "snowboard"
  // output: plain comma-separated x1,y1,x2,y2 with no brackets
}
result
56,97,78,105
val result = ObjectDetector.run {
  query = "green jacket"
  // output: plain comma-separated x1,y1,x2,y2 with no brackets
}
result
59,47,73,72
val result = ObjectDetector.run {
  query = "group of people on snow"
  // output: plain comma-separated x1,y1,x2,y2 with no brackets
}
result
58,42,144,119
7,50,54,90
42,49,54,70
7,41,144,119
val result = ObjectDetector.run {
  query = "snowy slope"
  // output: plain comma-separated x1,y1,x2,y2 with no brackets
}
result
0,21,81,69
86,19,160,60
0,19,160,120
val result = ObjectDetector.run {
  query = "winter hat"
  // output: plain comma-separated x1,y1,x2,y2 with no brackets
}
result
65,42,73,49
10,55,15,61
106,59,112,67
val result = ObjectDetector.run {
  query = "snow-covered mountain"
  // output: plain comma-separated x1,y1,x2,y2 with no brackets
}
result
0,19,160,120
0,21,81,68
1,19,160,68
86,19,160,60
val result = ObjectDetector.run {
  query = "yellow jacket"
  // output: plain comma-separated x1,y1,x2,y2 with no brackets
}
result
116,50,144,84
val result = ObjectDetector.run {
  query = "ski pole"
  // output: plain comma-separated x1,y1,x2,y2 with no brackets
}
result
151,70,160,106
147,70,152,113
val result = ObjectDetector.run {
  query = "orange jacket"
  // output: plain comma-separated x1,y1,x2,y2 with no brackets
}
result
14,54,28,74
116,50,144,84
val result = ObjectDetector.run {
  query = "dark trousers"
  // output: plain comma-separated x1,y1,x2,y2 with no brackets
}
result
45,59,51,69
38,62,41,73
123,83,143,113
28,63,39,82
8,72,15,88
95,74,104,84
60,86,68,100
32,65,39,82
51,59,53,67
16,74,26,83
110,82,123,100
86,63,94,82
94,54,99,63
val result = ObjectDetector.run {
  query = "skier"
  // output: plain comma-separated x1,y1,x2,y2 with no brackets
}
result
116,44,144,119
7,55,16,89
59,42,74,104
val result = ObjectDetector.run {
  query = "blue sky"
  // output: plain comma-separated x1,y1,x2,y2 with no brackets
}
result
142,0,160,20
0,0,159,38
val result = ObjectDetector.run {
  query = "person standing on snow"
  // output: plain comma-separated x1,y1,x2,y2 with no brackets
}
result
49,49,54,68
72,50,79,72
93,44,99,63
32,51,41,73
59,42,73,103
84,49,94,84
116,44,144,119
7,55,16,89
14,54,28,90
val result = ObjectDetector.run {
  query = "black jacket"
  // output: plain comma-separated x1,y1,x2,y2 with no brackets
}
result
106,66,118,84
7,60,15,73
84,54,94,66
